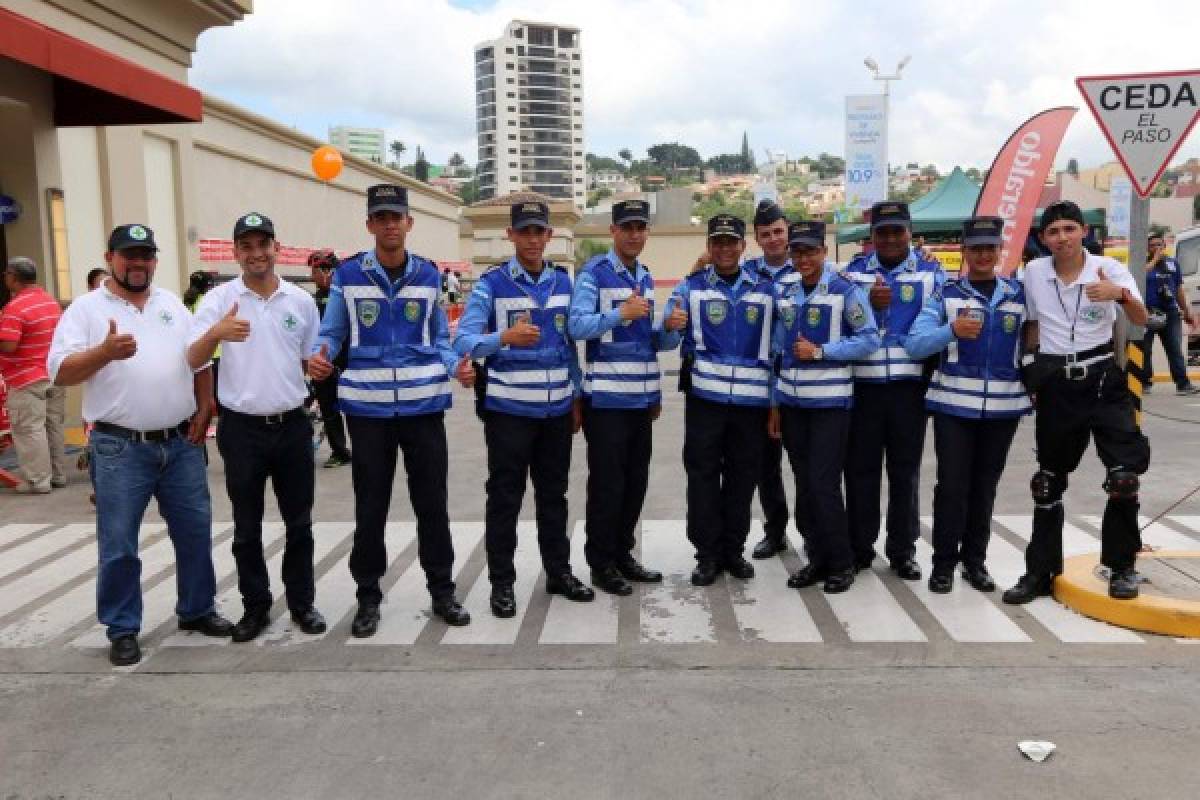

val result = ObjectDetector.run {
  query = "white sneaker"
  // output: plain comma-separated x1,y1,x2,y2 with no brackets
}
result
14,481,52,494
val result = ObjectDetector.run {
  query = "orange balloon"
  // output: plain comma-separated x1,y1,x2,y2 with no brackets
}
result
311,145,343,181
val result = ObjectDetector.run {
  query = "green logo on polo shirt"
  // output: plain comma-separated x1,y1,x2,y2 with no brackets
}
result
159,310,173,326
358,300,380,328
1002,313,1017,334
745,305,760,325
706,300,727,325
129,225,148,241
900,284,916,303
283,313,298,331
1081,305,1104,323
806,306,822,328
404,300,421,323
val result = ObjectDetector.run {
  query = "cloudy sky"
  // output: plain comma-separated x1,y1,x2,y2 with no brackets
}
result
191,0,1200,172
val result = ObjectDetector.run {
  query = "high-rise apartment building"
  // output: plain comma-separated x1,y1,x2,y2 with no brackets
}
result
474,20,586,207
329,125,386,165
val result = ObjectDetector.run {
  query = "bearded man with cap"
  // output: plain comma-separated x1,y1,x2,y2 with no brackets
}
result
906,216,1031,594
842,201,946,581
668,213,782,586
188,212,324,641
567,199,689,595
48,224,232,666
454,200,594,617
309,185,475,636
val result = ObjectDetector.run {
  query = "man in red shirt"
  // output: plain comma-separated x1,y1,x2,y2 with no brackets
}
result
0,258,65,494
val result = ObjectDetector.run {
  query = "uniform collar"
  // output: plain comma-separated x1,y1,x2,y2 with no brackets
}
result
959,275,1011,306
750,255,792,279
605,249,645,281
705,265,753,291
100,282,165,308
787,263,836,299
505,257,555,285
867,247,919,275
231,275,286,301
363,249,411,279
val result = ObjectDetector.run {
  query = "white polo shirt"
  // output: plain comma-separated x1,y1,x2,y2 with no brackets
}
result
189,276,319,414
1023,253,1142,356
47,284,199,430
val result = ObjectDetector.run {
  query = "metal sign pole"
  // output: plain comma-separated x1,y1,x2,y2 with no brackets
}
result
1124,193,1150,420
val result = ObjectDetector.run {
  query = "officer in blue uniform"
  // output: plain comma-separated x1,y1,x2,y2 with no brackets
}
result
309,184,474,636
843,202,946,580
568,200,689,595
453,200,595,617
771,220,880,593
906,216,1031,593
668,214,781,586
1142,232,1198,394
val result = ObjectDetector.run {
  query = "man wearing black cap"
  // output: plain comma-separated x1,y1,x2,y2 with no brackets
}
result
906,217,1031,594
668,213,781,585
567,199,689,595
1003,200,1151,602
188,213,325,641
454,200,594,617
48,224,232,665
309,185,475,635
843,201,945,581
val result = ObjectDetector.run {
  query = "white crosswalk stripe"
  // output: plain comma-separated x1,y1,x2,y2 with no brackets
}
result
2,517,1197,655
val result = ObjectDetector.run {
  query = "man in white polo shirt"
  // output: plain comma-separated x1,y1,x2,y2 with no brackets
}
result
1003,201,1152,604
48,223,233,666
188,213,323,642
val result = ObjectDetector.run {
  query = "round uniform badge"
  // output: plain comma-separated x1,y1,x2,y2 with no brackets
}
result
900,284,916,303
554,312,566,333
806,306,822,327
358,300,380,328
1002,313,1017,334
244,214,263,227
745,305,760,325
283,313,298,331
404,300,421,323
781,306,796,327
706,300,728,325
129,225,148,241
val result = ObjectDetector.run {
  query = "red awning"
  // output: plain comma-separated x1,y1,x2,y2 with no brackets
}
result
0,7,202,126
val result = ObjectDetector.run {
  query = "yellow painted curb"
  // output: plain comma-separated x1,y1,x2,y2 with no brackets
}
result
1055,551,1200,638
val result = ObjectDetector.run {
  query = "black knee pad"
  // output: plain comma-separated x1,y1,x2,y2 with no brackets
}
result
1103,468,1139,500
1031,469,1065,507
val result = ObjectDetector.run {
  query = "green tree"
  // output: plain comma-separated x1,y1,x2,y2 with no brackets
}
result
618,148,633,164
388,140,406,169
647,142,703,177
575,238,609,268
414,146,430,182
458,178,480,205
740,132,755,171
447,152,465,168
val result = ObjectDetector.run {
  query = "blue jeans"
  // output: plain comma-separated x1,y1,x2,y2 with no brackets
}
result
1142,310,1190,389
90,431,216,640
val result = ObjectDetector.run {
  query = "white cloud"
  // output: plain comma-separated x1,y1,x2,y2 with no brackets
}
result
192,0,1200,172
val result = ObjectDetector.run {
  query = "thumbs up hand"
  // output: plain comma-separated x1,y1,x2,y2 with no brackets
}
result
308,343,334,380
1086,265,1124,302
101,318,137,361
619,285,651,321
454,355,476,388
793,335,820,360
211,301,251,342
868,273,892,310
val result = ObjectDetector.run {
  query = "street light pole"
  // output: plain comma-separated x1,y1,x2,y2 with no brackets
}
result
863,55,911,194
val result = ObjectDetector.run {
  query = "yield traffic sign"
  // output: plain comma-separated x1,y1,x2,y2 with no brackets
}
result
1076,69,1200,197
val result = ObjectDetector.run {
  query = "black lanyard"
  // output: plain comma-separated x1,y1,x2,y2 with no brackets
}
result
1052,279,1085,348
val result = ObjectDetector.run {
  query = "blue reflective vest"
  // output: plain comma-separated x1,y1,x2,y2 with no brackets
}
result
843,249,944,382
579,254,661,409
926,278,1031,420
481,262,575,418
744,256,801,293
679,268,776,407
336,252,450,417
776,268,874,409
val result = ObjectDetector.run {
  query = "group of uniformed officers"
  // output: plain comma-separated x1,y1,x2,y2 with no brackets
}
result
50,181,1151,665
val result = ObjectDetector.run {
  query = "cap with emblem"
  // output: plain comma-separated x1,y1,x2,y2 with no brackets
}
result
511,201,550,231
367,184,409,215
707,214,745,240
107,224,158,253
787,219,826,248
233,211,275,240
753,199,785,227
961,215,1004,247
869,201,912,231
612,199,650,226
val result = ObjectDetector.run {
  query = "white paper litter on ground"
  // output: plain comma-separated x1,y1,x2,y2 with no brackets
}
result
1018,741,1056,762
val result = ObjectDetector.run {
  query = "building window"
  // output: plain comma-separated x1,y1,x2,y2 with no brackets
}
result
572,53,580,60
506,92,515,98
572,69,580,75
509,163,518,168
505,48,513,54
508,134,517,140
46,189,71,302
506,63,514,69
508,148,516,153
506,78,515,84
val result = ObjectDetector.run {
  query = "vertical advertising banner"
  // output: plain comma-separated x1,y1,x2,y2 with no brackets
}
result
844,95,888,209
973,107,1077,275
1108,177,1132,239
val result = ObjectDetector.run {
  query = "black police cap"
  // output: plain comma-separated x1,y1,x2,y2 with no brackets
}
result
367,184,409,215
511,201,550,230
233,212,275,241
753,199,785,227
107,224,158,253
707,214,745,240
612,199,650,226
869,202,912,231
961,216,1004,247
787,220,826,248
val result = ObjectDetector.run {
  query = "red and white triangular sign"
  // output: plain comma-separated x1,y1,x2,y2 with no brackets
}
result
1076,69,1200,197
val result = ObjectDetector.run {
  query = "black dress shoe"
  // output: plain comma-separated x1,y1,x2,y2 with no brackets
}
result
109,634,140,666
691,560,722,586
928,573,954,594
787,563,826,589
1109,567,1140,600
591,566,633,596
751,534,786,559
432,597,471,626
854,556,875,573
291,607,327,635
351,603,381,637
1002,573,1054,605
231,609,271,642
547,572,595,602
890,558,922,581
962,565,996,593
616,560,662,583
823,568,856,594
724,556,756,580
490,586,517,618
178,611,235,637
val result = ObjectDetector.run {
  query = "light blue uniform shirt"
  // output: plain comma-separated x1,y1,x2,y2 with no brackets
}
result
567,249,681,351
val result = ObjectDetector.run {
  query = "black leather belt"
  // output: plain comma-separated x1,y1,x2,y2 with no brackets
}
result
1036,343,1115,381
93,420,189,443
224,407,306,425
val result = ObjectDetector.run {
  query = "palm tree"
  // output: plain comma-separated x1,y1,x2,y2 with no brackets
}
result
389,140,406,169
